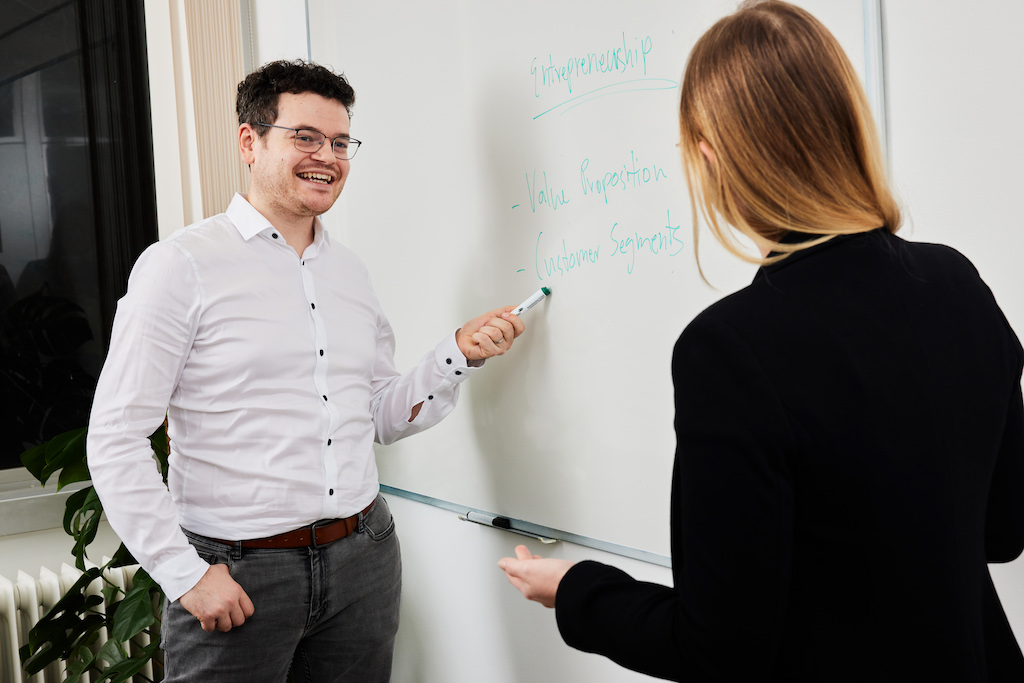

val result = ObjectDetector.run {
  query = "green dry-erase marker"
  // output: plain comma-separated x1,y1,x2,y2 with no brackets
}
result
511,287,551,316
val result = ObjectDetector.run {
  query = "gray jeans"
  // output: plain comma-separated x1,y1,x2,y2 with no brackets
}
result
161,494,401,682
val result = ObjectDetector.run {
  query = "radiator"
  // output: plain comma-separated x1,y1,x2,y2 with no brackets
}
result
0,560,160,683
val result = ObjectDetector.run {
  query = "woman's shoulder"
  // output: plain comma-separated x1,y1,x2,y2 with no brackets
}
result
674,229,993,354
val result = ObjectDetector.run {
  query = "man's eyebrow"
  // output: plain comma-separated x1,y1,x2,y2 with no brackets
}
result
294,124,351,139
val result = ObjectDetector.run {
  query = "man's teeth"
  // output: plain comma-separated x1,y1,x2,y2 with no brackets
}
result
298,172,332,184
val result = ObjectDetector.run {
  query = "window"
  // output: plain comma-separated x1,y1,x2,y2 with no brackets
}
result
0,0,157,469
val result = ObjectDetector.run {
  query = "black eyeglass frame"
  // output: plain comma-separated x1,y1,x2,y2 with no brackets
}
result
254,122,362,160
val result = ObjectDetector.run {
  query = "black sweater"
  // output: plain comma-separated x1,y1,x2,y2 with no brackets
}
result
556,229,1024,681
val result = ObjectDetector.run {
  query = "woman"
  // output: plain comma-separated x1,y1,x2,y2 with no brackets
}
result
498,2,1024,680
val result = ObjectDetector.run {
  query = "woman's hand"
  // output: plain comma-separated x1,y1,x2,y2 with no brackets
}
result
498,545,575,608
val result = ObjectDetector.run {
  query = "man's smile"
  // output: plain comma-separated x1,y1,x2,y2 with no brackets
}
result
297,170,335,185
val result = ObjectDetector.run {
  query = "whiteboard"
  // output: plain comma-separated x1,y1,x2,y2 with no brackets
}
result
308,0,874,558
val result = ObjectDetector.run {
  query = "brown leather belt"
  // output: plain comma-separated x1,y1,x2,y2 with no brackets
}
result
210,501,374,549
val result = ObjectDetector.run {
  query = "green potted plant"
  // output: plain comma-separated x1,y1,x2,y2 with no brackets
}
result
18,424,168,682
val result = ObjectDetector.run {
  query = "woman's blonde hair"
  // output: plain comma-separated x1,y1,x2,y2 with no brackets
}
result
679,0,900,269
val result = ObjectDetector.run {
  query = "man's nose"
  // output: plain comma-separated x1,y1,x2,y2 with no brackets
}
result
310,141,335,163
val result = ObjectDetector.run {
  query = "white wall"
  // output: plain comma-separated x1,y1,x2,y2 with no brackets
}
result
885,0,1024,637
248,0,308,65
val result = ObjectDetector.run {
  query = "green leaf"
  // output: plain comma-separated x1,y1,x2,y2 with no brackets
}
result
94,637,127,668
108,543,138,568
149,422,170,484
102,580,124,607
66,642,98,682
39,427,89,486
94,640,162,683
19,641,54,674
20,441,47,481
110,570,158,642
63,487,94,536
68,488,104,570
57,455,92,491
129,567,156,591
20,568,105,674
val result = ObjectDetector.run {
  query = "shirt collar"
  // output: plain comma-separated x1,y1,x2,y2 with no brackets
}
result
316,219,331,247
225,193,332,247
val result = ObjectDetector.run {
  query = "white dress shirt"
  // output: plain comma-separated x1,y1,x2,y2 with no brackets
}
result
87,194,480,601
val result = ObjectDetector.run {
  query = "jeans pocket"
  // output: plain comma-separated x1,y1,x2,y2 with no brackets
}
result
360,495,396,542
183,530,232,565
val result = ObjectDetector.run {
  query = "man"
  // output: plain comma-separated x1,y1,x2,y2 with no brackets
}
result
87,60,524,682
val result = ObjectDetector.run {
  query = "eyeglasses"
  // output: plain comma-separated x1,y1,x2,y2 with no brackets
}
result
255,122,362,160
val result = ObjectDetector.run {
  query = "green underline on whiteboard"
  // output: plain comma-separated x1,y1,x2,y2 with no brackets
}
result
379,484,672,568
533,78,678,120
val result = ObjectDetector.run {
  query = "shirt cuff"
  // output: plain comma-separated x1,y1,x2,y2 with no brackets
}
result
435,332,483,383
148,545,210,603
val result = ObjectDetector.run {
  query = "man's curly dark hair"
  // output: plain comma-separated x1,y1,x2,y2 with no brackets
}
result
236,59,356,136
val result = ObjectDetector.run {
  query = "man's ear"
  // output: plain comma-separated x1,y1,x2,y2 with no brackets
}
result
239,124,258,164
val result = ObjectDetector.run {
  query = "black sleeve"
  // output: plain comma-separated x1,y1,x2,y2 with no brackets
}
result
986,372,1024,563
554,311,797,681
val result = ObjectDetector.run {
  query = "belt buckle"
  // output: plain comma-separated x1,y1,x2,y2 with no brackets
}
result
310,519,331,549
